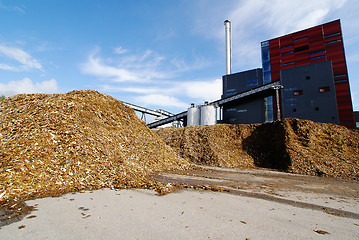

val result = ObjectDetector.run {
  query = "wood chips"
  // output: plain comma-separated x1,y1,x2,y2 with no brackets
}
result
155,118,359,180
0,90,191,205
1,89,358,211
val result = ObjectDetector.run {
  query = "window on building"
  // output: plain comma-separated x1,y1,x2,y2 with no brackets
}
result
237,109,247,113
306,76,310,80
281,51,294,55
310,50,326,55
356,122,359,128
293,108,297,112
293,36,307,41
325,39,342,45
294,45,309,52
319,86,330,93
324,32,341,38
334,79,348,83
264,96,273,122
293,90,303,96
280,44,293,49
310,55,326,60
315,107,319,111
334,74,347,78
247,79,258,88
282,61,295,66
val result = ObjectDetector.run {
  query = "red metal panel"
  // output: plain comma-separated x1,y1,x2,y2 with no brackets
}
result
271,62,281,72
324,35,342,44
281,52,294,62
310,56,327,64
293,29,307,40
293,38,308,45
323,20,341,36
279,36,293,47
280,46,294,54
307,25,323,36
265,19,355,128
269,39,280,48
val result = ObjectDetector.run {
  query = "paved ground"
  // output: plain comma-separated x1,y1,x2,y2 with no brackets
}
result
156,166,359,218
0,166,358,239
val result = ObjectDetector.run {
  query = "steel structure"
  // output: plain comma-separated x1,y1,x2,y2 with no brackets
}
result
123,102,173,122
147,81,282,129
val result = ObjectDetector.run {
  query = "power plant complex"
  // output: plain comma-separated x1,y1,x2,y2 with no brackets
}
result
146,19,356,130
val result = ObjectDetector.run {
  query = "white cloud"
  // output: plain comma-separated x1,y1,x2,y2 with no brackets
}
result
0,3,26,14
230,0,346,67
194,0,347,69
0,78,58,97
103,77,222,109
103,77,222,101
114,46,128,54
180,78,222,102
135,94,188,109
0,45,43,71
171,55,212,73
81,48,170,82
101,85,161,94
82,52,140,82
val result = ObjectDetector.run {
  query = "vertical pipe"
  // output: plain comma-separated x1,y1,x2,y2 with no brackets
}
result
224,20,232,75
273,86,282,120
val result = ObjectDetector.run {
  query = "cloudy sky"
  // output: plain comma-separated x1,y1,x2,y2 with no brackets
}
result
1,0,359,113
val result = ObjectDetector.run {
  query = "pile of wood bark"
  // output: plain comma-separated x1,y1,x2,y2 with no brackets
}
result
0,90,191,204
155,118,359,180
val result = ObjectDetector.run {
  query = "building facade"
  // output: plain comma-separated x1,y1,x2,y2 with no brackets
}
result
222,19,355,128
222,68,266,124
280,61,339,124
261,19,354,128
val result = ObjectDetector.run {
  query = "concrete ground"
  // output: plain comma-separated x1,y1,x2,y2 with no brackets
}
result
1,167,358,240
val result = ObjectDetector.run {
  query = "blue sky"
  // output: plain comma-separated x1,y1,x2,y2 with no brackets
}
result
1,0,359,114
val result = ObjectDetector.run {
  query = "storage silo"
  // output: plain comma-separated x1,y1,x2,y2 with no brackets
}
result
200,102,217,125
187,103,201,126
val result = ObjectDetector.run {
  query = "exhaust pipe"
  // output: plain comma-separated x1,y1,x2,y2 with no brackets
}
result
224,20,232,75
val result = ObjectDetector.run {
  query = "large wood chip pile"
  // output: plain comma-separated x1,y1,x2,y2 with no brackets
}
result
155,124,257,168
155,119,359,180
0,90,191,204
283,118,359,179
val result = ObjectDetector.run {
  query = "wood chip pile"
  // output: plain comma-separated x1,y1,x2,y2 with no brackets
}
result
0,90,191,204
282,118,359,179
155,118,359,180
155,124,257,168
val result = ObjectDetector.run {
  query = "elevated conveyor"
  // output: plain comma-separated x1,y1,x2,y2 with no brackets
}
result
147,81,282,129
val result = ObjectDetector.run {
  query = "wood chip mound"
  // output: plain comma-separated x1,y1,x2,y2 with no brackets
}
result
0,90,191,204
155,118,359,180
155,124,257,169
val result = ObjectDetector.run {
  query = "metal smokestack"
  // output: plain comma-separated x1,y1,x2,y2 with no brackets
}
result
224,20,232,75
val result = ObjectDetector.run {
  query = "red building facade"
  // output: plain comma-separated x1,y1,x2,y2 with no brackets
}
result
262,19,355,128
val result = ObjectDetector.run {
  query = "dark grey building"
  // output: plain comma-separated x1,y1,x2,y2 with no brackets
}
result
221,61,340,125
222,68,263,98
354,111,359,130
280,61,339,124
222,68,266,124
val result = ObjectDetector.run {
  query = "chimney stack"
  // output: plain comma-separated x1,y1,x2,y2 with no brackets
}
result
224,20,232,75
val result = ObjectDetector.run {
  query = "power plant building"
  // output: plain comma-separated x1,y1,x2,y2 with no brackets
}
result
222,19,355,129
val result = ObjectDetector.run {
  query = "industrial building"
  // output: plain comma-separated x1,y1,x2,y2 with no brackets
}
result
146,19,355,130
222,19,355,129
